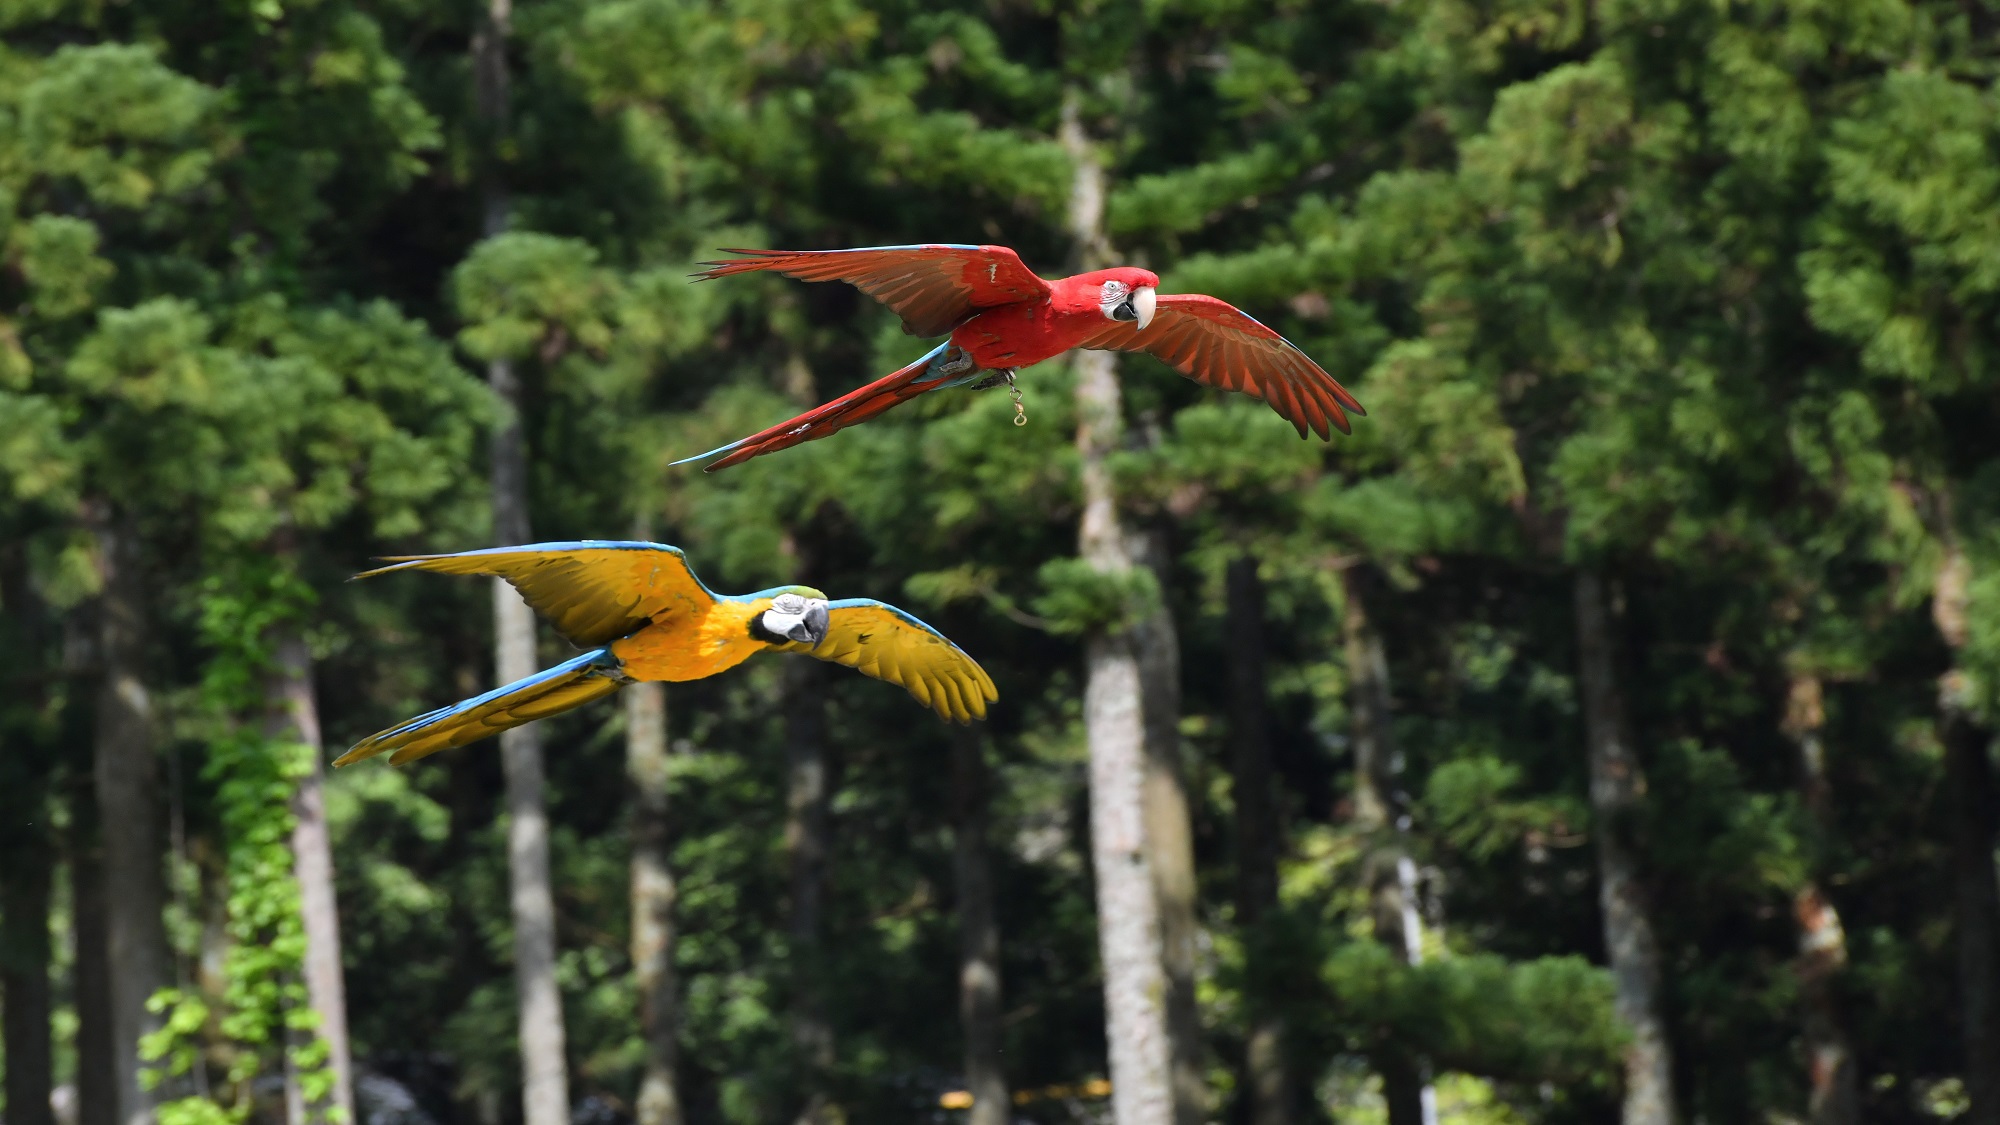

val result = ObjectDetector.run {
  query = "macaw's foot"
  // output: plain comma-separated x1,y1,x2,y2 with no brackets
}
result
969,368,1027,426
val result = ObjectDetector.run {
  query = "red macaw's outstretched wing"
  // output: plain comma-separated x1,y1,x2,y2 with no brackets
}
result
695,245,1053,337
1077,294,1366,440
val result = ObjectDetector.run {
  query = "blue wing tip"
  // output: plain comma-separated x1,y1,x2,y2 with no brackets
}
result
670,436,754,468
341,648,621,761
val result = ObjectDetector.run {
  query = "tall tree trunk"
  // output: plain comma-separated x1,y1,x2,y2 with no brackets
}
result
3,786,56,1125
493,562,569,1125
89,514,174,1125
1573,570,1677,1125
476,3,570,1122
1946,687,2000,1125
628,680,684,1125
264,631,354,1125
1226,556,1289,1125
0,557,55,1125
1064,92,1174,1125
494,570,569,1125
1342,567,1394,836
1781,674,1860,1125
1935,544,2000,1123
785,659,835,1125
70,773,116,1125
1133,530,1206,1125
1080,597,1174,1125
951,727,1009,1125
1340,567,1435,1125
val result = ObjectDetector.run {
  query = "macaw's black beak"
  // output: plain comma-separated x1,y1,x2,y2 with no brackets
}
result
789,603,830,646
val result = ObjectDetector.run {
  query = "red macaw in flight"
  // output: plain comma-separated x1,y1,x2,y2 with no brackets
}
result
675,244,1365,471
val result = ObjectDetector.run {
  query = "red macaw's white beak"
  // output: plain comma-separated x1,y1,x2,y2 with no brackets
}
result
1133,286,1157,331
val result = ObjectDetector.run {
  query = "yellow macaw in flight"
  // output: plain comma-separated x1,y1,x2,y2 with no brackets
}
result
335,541,997,767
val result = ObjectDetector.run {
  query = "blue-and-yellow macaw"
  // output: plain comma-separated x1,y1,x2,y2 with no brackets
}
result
334,541,997,767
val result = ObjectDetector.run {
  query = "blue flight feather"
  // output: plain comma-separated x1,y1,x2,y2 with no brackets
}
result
669,436,753,468
359,647,622,748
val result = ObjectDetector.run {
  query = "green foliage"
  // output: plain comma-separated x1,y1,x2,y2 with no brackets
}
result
144,562,335,1122
1425,755,1585,863
1317,944,1625,1087
7,0,2000,1120
5,43,220,211
453,234,622,363
1031,557,1163,636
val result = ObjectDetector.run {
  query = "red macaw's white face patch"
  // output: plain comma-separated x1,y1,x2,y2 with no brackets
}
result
1099,279,1157,329
1099,279,1132,319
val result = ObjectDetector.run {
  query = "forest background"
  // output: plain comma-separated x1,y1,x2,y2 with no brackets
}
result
3,0,1999,1124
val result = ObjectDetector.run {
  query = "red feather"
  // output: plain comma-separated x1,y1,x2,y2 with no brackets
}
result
696,245,1051,337
685,247,1366,469
1075,293,1363,438
696,349,952,471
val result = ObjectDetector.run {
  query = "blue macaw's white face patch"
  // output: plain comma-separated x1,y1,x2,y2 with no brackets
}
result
762,593,830,646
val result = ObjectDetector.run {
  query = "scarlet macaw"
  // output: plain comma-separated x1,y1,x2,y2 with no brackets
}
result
335,541,997,767
676,244,1366,470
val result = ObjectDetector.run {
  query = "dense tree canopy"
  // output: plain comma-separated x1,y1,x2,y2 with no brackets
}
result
3,0,2000,1123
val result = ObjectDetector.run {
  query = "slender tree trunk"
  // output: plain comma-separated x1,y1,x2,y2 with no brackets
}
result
89,514,174,1125
3,792,56,1125
785,658,836,1125
495,581,568,1125
1781,674,1860,1125
1573,571,1676,1125
70,773,116,1125
1342,567,1394,836
1082,615,1174,1125
494,569,569,1125
1064,92,1174,1125
1064,90,1170,1125
476,3,570,1121
1226,556,1289,1125
1946,690,2000,1125
628,680,684,1125
264,631,355,1125
1341,567,1435,1125
951,727,1010,1125
1934,544,2000,1123
1133,530,1206,1125
0,557,56,1125
473,0,515,241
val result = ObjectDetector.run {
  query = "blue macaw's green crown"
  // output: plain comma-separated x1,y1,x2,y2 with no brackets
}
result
756,584,828,602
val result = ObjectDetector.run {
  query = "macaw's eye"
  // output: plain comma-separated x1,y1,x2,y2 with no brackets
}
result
1099,279,1132,320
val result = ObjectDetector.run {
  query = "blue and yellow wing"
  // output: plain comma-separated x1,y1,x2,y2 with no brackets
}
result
786,599,997,723
335,649,629,768
357,541,716,647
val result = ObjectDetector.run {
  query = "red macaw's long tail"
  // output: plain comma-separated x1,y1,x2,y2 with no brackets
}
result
673,343,973,472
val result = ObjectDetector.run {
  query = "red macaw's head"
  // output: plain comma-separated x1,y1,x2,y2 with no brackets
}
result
1075,267,1159,331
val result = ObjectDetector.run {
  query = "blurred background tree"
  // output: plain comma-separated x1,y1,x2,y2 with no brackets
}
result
1,0,1998,1123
